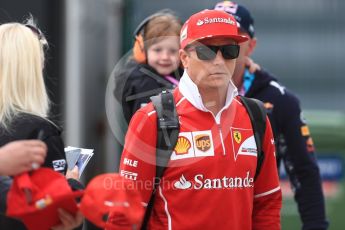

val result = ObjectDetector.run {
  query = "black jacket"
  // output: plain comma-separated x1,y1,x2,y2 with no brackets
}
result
245,69,328,230
0,113,66,173
0,113,83,229
114,60,182,124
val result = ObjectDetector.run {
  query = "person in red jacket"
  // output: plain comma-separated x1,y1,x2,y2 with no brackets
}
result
119,9,282,230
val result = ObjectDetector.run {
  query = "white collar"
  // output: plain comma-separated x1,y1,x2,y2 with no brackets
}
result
179,70,238,120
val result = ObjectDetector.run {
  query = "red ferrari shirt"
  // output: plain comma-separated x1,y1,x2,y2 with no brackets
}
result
119,72,282,230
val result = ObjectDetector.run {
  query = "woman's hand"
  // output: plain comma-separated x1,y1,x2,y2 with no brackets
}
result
51,209,83,230
0,140,47,176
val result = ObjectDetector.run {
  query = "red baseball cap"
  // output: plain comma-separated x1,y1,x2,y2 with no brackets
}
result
6,168,82,230
180,9,248,49
79,173,144,230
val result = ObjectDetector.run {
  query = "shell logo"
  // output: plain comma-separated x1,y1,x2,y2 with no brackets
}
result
233,131,241,144
174,136,191,155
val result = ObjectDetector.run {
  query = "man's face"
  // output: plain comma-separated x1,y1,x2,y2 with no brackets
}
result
180,37,238,91
233,30,256,88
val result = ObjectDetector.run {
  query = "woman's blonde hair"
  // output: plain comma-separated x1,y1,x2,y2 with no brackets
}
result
0,19,49,128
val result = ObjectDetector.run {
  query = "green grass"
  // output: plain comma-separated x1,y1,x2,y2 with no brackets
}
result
281,110,345,229
282,181,345,230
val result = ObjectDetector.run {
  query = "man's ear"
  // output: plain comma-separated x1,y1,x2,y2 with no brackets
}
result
247,37,257,56
179,49,189,68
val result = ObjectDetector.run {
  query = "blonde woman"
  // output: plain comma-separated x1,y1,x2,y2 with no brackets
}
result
0,19,83,230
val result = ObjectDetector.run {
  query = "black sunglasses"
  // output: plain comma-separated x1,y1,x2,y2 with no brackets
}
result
187,44,240,61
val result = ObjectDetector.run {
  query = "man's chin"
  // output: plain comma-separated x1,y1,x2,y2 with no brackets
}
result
206,79,229,89
209,73,227,77
208,74,230,82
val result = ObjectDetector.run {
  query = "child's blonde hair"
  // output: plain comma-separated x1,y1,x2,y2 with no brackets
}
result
144,13,182,49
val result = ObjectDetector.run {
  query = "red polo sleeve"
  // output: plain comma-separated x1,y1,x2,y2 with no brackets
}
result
252,117,282,230
118,109,157,205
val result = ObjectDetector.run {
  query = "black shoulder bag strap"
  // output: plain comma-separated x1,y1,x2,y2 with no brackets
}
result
141,91,180,229
239,96,267,181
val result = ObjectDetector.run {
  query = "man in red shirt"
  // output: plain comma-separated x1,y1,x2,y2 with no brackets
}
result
119,9,282,230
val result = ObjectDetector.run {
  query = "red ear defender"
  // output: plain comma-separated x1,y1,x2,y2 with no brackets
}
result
133,34,146,63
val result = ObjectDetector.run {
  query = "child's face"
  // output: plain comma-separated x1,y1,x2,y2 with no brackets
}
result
147,36,180,76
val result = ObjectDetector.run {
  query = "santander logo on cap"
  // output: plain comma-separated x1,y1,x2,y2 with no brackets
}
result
196,17,235,26
180,9,248,49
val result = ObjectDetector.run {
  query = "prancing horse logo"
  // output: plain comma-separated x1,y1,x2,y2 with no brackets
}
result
233,131,241,144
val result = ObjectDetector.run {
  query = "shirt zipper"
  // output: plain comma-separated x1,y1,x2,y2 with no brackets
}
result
209,111,226,156
218,124,226,156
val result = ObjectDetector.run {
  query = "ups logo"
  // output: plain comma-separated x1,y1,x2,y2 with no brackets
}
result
195,134,211,152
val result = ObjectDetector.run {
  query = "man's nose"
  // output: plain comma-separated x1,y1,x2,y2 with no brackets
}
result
212,50,225,64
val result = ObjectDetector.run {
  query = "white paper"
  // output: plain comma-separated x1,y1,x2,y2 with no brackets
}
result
64,146,94,178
